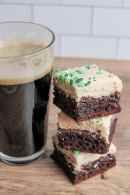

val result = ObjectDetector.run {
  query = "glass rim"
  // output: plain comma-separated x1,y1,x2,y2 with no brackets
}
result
0,21,55,60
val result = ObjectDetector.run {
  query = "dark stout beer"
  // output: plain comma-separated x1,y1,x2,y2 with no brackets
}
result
0,41,53,158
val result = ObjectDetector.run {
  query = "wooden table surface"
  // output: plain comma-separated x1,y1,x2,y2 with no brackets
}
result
0,58,130,195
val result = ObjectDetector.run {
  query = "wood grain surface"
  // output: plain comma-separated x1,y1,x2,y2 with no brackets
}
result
0,57,130,195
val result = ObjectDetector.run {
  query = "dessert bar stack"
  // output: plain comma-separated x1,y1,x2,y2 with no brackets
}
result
52,64,123,184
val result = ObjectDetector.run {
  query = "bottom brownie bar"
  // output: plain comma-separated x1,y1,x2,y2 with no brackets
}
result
52,136,116,184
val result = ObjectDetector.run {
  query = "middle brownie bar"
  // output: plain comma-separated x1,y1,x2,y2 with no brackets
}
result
57,112,117,154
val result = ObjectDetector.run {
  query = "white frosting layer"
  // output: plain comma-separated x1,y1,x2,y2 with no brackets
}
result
58,112,113,143
74,144,116,171
54,64,123,101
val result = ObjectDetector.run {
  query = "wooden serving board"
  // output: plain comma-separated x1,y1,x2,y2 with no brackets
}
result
0,58,130,195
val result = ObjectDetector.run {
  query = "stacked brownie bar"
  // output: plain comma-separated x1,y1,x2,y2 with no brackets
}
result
52,64,123,184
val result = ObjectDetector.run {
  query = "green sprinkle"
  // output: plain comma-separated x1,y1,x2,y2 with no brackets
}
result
75,70,83,74
59,75,65,83
75,78,83,83
74,150,80,156
85,64,91,69
69,72,73,77
84,80,91,86
64,73,69,77
69,79,73,86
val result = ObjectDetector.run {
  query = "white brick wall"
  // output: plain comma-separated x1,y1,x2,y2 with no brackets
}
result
34,6,91,34
2,0,61,4
61,36,117,59
0,5,31,21
62,0,123,7
0,0,130,59
123,0,130,7
118,39,130,59
93,8,130,37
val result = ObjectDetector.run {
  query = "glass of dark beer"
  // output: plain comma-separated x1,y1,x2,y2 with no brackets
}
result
0,22,55,164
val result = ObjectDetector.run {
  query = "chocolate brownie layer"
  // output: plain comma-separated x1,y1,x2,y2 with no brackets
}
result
54,86,121,121
57,118,117,154
52,146,116,184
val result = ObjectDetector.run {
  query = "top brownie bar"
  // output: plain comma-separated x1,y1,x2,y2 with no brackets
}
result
53,64,123,121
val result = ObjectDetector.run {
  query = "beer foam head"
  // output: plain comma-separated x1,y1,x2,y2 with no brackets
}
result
0,40,53,85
